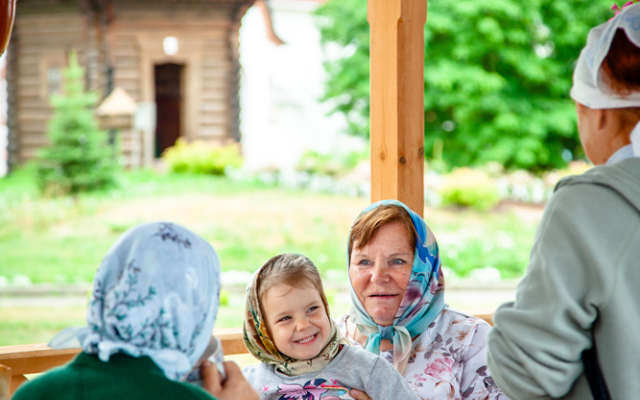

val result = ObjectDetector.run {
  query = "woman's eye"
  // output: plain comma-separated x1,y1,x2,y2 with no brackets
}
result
392,259,407,265
358,260,372,266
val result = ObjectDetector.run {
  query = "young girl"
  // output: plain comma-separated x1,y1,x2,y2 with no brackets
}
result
242,253,420,400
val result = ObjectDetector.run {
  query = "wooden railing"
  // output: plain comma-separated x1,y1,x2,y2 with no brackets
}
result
0,311,493,398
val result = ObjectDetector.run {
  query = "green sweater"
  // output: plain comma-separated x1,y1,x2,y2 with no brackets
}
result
12,352,216,400
487,158,640,400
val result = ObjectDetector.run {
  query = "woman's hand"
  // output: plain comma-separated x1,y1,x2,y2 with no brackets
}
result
202,360,258,400
349,389,372,400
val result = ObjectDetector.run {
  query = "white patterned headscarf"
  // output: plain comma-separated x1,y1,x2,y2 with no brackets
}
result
571,2,640,153
49,222,221,381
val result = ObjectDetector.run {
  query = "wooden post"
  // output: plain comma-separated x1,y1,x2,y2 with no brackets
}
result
368,0,427,217
0,364,11,400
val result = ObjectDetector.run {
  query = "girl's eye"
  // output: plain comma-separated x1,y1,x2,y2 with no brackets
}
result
278,316,291,322
307,306,319,313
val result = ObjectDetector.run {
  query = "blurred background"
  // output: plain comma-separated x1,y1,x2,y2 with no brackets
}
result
0,0,613,346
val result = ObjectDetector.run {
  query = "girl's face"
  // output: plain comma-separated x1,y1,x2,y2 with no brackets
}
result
349,221,414,326
262,282,331,360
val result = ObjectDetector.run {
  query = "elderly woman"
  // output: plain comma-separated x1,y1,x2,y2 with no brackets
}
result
339,200,508,399
487,4,640,400
12,222,257,400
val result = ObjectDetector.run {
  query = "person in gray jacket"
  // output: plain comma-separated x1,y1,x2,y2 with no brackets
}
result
487,3,640,400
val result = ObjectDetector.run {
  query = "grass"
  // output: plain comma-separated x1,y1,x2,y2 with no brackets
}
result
0,168,368,283
0,168,539,346
0,168,539,283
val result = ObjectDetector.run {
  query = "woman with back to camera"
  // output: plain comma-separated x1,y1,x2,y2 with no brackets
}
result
12,222,258,400
487,3,640,399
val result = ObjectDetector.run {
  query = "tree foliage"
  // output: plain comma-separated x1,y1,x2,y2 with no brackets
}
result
316,0,614,171
37,50,116,194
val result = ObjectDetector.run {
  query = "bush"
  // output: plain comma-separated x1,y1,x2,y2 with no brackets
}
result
162,139,243,175
439,168,501,210
296,149,368,177
37,51,116,195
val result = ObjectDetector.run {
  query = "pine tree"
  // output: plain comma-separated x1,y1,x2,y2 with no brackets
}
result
37,50,116,195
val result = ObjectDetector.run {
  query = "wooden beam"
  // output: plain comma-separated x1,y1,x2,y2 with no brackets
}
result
0,310,493,396
368,0,427,216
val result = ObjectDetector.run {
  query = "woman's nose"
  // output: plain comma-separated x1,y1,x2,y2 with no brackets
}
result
371,263,389,283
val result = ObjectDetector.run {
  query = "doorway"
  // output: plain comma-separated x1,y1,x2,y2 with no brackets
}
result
154,63,183,157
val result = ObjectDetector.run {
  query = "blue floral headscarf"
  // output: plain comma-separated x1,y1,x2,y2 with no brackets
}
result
49,222,221,381
347,200,445,373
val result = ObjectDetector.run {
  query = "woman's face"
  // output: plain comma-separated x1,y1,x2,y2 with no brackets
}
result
349,221,414,326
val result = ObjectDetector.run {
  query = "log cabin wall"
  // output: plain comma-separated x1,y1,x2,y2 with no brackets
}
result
6,0,253,169
7,0,92,167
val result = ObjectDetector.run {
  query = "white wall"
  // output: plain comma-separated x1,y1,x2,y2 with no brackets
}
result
239,0,364,171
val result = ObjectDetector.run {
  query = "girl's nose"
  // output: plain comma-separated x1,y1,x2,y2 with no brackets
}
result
296,318,311,331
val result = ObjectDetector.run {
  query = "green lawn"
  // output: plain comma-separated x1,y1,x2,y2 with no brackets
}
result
0,169,538,284
0,169,538,346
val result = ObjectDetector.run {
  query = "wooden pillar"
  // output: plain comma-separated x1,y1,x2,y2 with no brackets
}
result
368,0,426,217
0,364,11,400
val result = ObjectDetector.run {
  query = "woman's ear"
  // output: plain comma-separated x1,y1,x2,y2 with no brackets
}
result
596,108,609,131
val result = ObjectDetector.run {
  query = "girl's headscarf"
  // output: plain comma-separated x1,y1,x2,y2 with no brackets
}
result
49,222,221,381
243,253,343,376
571,2,640,153
347,200,445,374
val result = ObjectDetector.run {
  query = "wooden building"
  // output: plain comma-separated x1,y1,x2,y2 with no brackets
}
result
6,0,255,169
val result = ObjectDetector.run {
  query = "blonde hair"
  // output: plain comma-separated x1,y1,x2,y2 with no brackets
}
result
349,205,417,257
257,253,330,317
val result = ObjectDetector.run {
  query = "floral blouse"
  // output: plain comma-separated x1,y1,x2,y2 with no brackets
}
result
337,308,508,400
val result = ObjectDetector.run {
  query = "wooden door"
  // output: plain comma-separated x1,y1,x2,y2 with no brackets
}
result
154,63,183,157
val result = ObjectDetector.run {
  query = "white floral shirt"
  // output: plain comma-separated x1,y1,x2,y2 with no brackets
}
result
338,308,508,400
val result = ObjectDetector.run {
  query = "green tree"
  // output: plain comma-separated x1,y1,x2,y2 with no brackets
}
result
37,50,116,194
316,0,614,171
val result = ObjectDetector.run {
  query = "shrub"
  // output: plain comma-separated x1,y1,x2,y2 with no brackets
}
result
37,51,116,195
162,139,243,175
439,167,501,210
296,149,368,177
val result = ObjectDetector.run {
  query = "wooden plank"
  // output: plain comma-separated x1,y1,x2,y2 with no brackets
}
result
114,70,140,80
17,111,52,122
10,375,26,397
114,57,139,69
20,134,49,147
0,344,79,376
0,364,10,400
19,24,85,35
201,69,228,79
19,34,84,46
200,114,227,125
200,102,227,113
368,0,426,216
0,310,493,385
198,127,227,138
